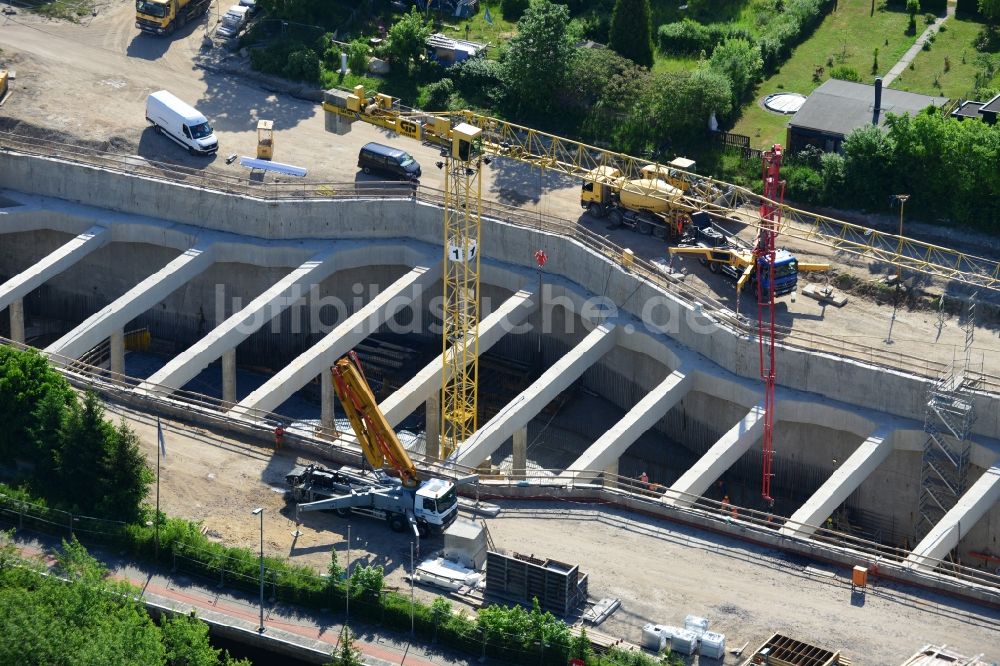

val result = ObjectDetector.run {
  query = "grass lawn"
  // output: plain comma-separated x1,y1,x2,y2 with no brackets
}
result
889,16,999,97
732,0,917,149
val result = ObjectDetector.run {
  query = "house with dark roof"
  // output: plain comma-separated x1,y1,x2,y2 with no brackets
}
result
786,78,948,153
951,92,1000,125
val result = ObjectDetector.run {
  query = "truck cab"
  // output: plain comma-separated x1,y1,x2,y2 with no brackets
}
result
136,0,209,36
758,250,799,295
414,477,459,533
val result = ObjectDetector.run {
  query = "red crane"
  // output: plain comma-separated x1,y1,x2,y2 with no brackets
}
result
756,145,784,504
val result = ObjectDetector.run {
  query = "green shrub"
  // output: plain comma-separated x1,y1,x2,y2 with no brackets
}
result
784,164,823,204
420,78,455,110
829,64,861,81
924,12,937,23
346,38,370,75
284,47,321,82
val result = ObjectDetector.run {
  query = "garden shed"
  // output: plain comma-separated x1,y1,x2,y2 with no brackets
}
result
786,78,947,153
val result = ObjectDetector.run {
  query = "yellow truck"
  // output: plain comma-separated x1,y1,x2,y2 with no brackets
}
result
135,0,211,36
581,165,692,239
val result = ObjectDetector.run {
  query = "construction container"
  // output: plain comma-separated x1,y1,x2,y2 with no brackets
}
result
669,628,698,656
683,614,710,637
485,550,588,616
700,631,726,659
852,565,868,588
641,624,666,651
654,625,682,643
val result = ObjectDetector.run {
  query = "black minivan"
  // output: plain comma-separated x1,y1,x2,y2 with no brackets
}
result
358,142,422,181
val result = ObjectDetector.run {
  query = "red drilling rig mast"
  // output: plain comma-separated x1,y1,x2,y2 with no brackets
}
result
757,145,784,504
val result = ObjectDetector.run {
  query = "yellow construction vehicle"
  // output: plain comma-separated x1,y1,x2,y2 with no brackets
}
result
0,70,9,106
287,352,459,539
581,165,690,238
135,0,211,36
256,119,274,160
668,212,829,294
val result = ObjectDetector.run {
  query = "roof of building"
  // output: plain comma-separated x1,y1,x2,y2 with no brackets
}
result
952,100,986,119
980,91,1000,114
788,79,948,137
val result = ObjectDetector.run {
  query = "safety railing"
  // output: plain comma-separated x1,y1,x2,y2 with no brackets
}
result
2,131,998,393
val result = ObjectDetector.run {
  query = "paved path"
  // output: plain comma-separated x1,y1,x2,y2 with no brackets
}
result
883,1,955,86
11,535,471,666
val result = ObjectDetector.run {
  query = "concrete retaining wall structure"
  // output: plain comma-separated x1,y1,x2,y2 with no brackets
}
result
1,151,997,439
2,151,1000,556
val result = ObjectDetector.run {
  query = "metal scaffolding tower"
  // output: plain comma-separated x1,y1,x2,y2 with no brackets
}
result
916,296,981,542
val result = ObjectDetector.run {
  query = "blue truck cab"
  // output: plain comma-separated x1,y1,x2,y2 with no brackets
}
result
758,250,799,295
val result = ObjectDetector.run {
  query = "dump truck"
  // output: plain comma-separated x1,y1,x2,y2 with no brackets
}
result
290,352,461,542
135,0,211,36
669,212,829,295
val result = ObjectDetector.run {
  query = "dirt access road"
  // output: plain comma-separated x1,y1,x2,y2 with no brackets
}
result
104,401,1000,665
2,1,999,377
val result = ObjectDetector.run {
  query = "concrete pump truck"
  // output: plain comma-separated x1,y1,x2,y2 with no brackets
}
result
287,353,460,543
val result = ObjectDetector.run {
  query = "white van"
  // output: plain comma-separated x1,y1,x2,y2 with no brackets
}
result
145,90,219,156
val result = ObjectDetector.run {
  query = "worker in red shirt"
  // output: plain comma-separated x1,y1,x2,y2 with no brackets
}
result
274,423,285,449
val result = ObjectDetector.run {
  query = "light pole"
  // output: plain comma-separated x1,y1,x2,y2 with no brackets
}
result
410,541,415,635
251,508,265,633
345,524,351,627
893,194,909,282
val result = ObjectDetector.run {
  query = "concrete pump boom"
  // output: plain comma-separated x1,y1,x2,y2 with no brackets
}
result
331,352,420,488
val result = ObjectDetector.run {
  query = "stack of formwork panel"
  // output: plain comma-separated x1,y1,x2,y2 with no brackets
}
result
485,550,588,616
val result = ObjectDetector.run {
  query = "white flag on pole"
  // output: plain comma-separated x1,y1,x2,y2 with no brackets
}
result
157,418,167,459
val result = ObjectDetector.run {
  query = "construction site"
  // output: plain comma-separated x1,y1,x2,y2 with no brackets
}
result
1,4,1000,664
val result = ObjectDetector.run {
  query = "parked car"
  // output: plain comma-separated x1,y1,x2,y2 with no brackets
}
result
216,5,249,39
358,142,421,181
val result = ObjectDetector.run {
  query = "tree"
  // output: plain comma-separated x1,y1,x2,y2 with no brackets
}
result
346,38,370,76
97,420,153,524
709,38,763,107
615,66,730,153
608,0,654,67
326,627,364,666
568,626,594,662
388,7,432,70
56,392,114,512
502,0,576,116
980,0,1000,23
0,346,74,463
349,564,384,598
161,613,228,666
842,124,895,210
502,0,530,21
0,540,167,665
